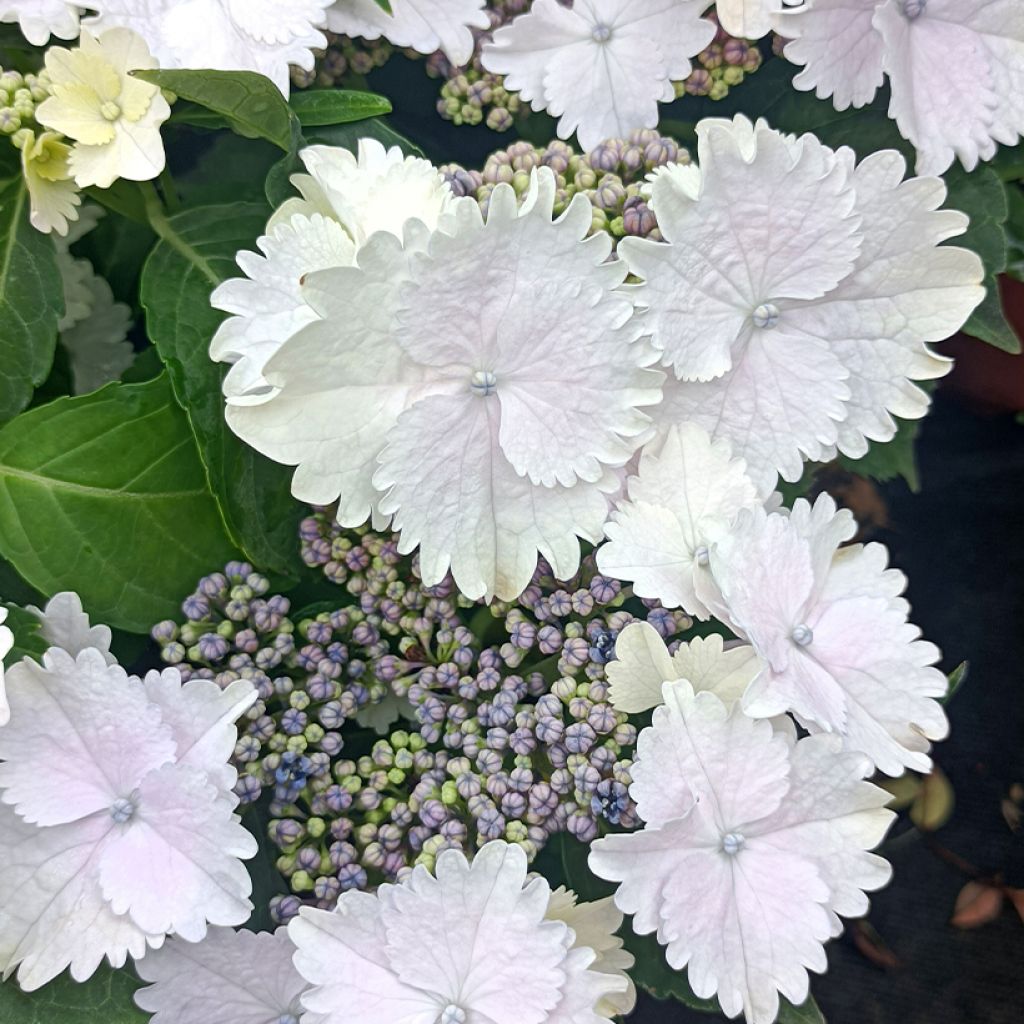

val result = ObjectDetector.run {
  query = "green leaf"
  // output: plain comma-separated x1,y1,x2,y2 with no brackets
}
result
289,89,392,127
373,0,393,12
140,202,302,579
0,177,62,425
74,210,156,306
0,966,145,1023
944,164,1019,353
0,603,46,663
779,996,827,1024
943,661,969,706
134,68,296,151
0,375,238,632
837,415,921,491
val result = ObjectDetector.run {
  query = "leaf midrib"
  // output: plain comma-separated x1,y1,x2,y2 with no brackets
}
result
0,464,210,500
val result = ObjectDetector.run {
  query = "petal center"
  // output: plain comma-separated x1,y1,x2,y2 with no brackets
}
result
902,0,927,18
110,796,136,824
752,303,780,330
721,832,746,856
591,22,613,42
470,370,498,397
439,1006,467,1024
100,100,121,121
791,623,813,647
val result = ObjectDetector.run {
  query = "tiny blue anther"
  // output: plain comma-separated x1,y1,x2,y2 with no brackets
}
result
439,1005,468,1024
902,0,926,17
791,623,813,647
752,302,780,329
110,797,136,824
591,22,612,42
277,1014,300,1024
695,545,710,567
722,832,745,856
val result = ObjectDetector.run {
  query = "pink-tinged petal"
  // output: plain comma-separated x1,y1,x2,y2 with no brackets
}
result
874,0,1014,175
381,843,571,1023
750,735,895,920
98,763,255,941
656,323,851,490
142,670,256,794
0,803,159,991
135,927,308,1024
290,892,439,1024
0,649,175,826
775,0,886,110
375,391,616,602
598,423,762,616
716,0,777,39
633,682,791,830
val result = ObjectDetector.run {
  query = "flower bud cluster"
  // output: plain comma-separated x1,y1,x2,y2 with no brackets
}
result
0,67,50,138
290,31,393,90
441,131,686,245
155,509,692,920
677,12,764,101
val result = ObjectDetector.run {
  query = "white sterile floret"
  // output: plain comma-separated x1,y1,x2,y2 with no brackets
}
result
483,0,715,152
211,139,454,398
0,607,12,727
225,168,662,601
605,620,762,714
623,115,984,490
597,423,765,617
289,840,630,1024
22,131,81,236
716,0,781,39
135,927,309,1024
86,0,333,96
327,0,489,67
59,270,134,394
545,886,636,1018
709,493,951,776
589,681,895,1024
0,650,257,990
775,0,1024,176
25,592,115,664
36,27,170,189
0,0,81,45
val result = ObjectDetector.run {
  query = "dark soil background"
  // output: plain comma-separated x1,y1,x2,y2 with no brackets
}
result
633,392,1024,1023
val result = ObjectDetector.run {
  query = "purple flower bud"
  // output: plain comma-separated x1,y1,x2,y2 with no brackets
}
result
337,863,367,891
537,624,563,655
535,717,564,745
270,894,302,924
567,809,598,842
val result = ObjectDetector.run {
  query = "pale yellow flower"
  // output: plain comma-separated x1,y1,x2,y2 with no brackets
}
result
21,129,80,236
36,27,170,189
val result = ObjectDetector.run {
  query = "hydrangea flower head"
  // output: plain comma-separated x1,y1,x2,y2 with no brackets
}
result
36,27,170,189
605,620,762,713
590,680,894,1024
289,840,630,1023
622,115,983,488
225,168,662,600
135,927,308,1024
0,649,257,989
482,0,716,151
0,0,81,45
327,0,490,67
775,0,1024,175
21,130,81,236
212,139,455,398
709,493,950,775
597,422,765,616
86,0,333,96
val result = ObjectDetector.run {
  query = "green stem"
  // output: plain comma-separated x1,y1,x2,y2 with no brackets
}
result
139,180,219,288
158,164,181,214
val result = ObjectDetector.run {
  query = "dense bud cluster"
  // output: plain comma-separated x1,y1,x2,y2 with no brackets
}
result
154,509,692,921
441,131,687,244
